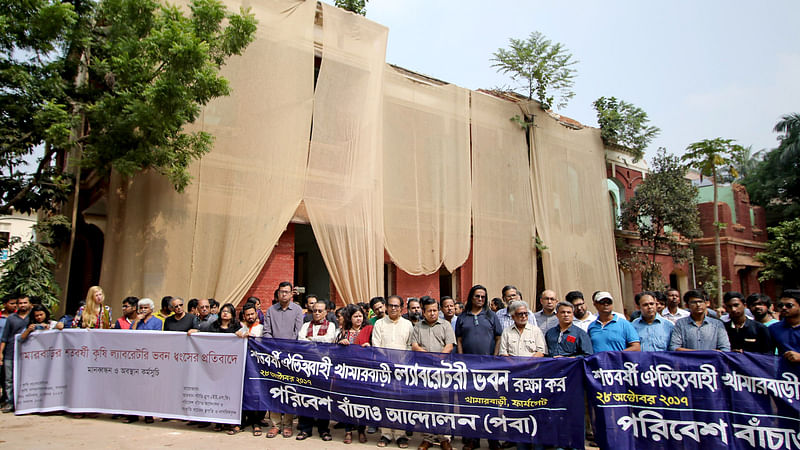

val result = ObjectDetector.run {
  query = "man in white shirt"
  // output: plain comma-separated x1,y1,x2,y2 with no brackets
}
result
661,288,690,324
372,295,413,448
566,291,596,332
498,301,546,357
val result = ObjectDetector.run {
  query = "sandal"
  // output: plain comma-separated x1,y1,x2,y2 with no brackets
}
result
344,431,353,444
296,431,310,441
359,432,368,443
253,425,262,436
322,432,333,441
282,427,293,438
227,425,241,435
266,426,280,438
397,437,409,448
378,436,391,447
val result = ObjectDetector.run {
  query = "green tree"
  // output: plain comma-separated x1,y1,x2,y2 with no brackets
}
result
334,0,368,15
0,242,61,311
774,113,800,165
619,149,701,290
756,218,800,288
682,138,746,306
742,114,800,226
491,31,577,110
593,96,661,162
0,0,257,216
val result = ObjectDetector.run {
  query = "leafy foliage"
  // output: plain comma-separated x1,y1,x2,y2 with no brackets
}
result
742,115,800,226
593,96,660,162
0,0,258,215
334,0,368,15
693,254,726,303
682,138,746,305
619,149,701,290
0,242,61,311
491,31,577,110
774,113,800,165
756,218,800,288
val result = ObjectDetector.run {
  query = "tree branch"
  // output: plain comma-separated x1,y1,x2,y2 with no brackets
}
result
0,146,57,215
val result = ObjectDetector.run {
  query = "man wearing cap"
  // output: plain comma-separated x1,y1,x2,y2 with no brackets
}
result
587,291,640,352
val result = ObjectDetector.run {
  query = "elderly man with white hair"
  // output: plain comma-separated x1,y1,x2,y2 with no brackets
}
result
497,301,546,357
132,298,163,331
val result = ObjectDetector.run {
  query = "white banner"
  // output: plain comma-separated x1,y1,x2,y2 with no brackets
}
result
13,329,246,423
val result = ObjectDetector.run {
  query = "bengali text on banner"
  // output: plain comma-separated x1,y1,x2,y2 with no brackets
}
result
14,329,246,423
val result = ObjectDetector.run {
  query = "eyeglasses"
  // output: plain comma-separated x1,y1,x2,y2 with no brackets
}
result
473,295,486,299
514,312,529,317
173,303,184,307
387,304,402,309
776,303,796,310
312,309,327,313
596,299,613,305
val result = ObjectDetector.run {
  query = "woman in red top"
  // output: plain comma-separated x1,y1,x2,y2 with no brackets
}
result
336,304,373,443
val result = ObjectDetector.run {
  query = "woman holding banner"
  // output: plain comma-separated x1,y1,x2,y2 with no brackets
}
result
336,304,373,443
72,286,112,329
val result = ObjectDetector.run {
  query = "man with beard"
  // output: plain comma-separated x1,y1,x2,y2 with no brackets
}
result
747,293,778,327
723,292,774,354
369,297,386,325
0,294,31,412
402,298,422,326
566,291,595,332
496,286,537,331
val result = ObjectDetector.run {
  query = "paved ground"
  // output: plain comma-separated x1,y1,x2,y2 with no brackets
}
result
0,412,600,449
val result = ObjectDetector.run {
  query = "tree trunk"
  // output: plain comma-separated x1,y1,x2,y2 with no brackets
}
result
713,167,723,308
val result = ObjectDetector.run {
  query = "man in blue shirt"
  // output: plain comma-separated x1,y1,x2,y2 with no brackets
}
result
770,289,800,363
631,292,674,351
132,298,163,331
669,290,730,351
587,291,640,352
546,302,593,357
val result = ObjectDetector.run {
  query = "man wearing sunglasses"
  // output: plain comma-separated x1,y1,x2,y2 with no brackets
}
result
769,289,800,363
587,291,640,352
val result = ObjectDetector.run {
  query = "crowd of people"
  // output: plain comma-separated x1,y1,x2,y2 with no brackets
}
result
1,282,799,450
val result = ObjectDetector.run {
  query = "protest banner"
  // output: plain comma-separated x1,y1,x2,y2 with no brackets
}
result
243,337,585,448
585,351,800,449
14,329,246,423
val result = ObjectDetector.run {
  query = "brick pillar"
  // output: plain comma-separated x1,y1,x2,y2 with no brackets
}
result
241,224,296,311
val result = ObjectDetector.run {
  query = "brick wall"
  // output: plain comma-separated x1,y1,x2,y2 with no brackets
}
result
241,224,295,308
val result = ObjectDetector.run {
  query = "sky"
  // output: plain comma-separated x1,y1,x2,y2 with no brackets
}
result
363,1,800,163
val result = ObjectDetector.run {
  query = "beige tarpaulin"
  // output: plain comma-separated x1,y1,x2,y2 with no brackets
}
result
471,91,537,303
304,3,387,304
525,102,622,303
382,66,471,275
100,0,316,305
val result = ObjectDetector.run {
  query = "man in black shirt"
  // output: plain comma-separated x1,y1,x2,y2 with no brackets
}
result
163,297,195,332
723,292,775,354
